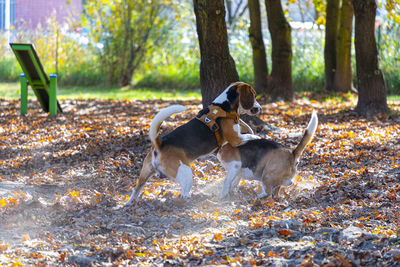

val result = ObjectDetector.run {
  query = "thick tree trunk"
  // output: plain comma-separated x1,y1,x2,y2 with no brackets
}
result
333,0,354,92
265,0,293,101
324,0,339,91
193,0,239,107
351,0,389,117
248,0,268,94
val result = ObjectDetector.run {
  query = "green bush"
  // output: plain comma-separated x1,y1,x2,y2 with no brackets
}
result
0,58,20,82
378,23,400,96
0,10,398,96
57,54,107,87
135,70,199,90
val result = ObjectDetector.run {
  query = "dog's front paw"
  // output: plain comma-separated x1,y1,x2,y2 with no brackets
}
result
182,195,191,203
123,189,139,207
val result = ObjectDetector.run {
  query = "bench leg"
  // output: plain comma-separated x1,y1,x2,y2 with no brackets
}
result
20,74,28,115
49,74,57,116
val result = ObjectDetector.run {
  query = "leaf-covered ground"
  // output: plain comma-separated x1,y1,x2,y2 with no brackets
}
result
1,94,400,266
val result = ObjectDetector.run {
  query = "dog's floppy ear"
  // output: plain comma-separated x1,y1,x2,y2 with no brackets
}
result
226,83,239,104
238,83,256,110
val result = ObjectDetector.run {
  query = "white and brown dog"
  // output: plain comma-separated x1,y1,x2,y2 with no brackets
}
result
125,82,262,206
217,111,318,199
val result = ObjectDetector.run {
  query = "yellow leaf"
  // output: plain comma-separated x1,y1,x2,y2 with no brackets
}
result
214,233,223,242
347,131,354,138
135,252,146,257
0,198,7,207
144,190,150,196
70,190,80,197
393,14,400,24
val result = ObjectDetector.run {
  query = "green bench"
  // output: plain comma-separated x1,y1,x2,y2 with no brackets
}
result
10,43,62,115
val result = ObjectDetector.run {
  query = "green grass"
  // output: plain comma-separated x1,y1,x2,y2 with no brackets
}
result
388,95,400,102
0,82,201,100
0,82,397,103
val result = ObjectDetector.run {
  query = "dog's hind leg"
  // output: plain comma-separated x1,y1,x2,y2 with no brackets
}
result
175,162,193,201
125,151,154,206
220,161,242,199
230,172,242,194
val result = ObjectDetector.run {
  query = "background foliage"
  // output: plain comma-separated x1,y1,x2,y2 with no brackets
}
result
0,0,399,95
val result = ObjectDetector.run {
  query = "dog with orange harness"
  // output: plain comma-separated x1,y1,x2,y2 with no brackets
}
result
125,82,261,206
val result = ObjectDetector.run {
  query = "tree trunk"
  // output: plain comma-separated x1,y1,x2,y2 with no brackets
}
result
118,0,134,87
333,0,354,92
193,0,239,107
248,0,268,94
324,0,339,91
265,0,293,101
351,0,389,117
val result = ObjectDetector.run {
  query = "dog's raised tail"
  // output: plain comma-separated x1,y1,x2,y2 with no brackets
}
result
149,105,187,150
293,111,318,161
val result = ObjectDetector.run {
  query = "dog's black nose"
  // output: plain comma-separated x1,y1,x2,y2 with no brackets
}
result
250,106,261,114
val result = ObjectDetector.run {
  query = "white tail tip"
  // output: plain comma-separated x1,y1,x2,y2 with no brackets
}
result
307,110,318,135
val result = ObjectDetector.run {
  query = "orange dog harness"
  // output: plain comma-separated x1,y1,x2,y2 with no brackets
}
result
196,105,238,147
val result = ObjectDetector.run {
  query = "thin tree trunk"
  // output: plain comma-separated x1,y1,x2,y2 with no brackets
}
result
333,0,354,92
351,0,389,117
118,0,133,86
265,0,293,101
225,0,234,27
193,0,239,107
324,0,340,91
248,0,268,94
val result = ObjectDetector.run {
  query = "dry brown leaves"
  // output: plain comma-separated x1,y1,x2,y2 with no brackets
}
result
0,94,399,265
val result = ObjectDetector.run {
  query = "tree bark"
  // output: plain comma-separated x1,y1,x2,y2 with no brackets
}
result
265,0,293,101
351,0,389,117
193,0,239,107
118,0,133,86
324,0,339,91
333,0,354,92
248,0,268,94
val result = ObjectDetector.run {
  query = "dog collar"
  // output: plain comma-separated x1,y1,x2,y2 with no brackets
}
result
196,105,238,147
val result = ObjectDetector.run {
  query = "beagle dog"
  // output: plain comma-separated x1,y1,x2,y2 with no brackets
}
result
125,82,262,206
217,111,318,199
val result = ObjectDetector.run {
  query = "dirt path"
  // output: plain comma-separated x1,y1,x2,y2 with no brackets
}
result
1,97,400,266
